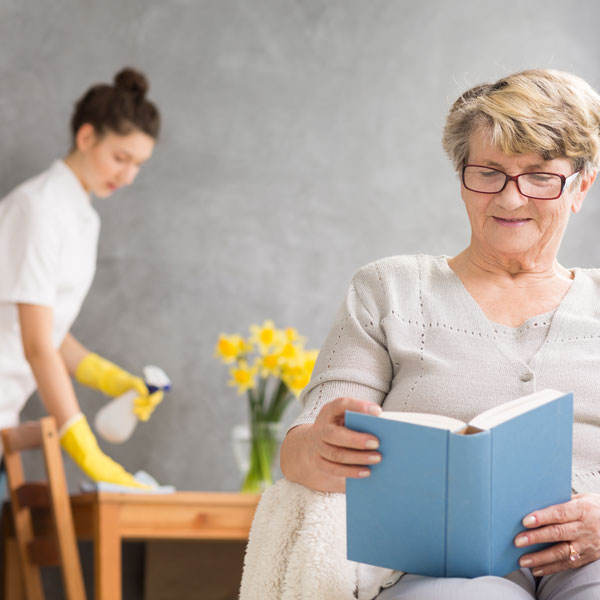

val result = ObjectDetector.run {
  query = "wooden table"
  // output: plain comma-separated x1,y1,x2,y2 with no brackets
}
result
4,491,260,600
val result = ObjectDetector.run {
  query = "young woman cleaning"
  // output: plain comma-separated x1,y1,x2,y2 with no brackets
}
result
0,67,163,487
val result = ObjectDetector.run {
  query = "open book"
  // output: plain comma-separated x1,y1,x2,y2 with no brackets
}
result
345,389,573,578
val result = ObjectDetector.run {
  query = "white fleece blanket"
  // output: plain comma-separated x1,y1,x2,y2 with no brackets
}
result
239,478,401,600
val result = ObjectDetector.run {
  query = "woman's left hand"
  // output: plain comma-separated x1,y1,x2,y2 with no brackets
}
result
516,493,600,575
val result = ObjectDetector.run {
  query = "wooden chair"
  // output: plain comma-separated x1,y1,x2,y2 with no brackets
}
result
1,417,86,600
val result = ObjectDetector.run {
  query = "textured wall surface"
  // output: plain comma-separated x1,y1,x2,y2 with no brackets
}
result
2,0,600,495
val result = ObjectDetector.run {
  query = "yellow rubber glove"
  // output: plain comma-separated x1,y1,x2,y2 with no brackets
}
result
75,352,147,397
133,390,164,422
75,352,163,421
60,414,149,488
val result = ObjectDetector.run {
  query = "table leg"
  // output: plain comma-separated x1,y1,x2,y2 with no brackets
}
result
94,502,121,600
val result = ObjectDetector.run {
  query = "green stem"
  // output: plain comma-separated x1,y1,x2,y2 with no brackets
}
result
247,388,258,423
257,377,267,414
240,420,281,493
265,380,291,422
239,378,293,493
247,387,257,410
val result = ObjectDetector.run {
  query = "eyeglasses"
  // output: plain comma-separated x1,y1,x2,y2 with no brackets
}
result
462,165,580,200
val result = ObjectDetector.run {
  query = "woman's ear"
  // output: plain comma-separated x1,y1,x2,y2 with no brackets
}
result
74,123,98,152
571,170,597,214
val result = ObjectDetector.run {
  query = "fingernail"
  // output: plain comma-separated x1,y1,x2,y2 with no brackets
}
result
520,558,533,567
365,440,379,449
358,470,370,477
532,568,543,577
515,536,528,547
368,404,382,416
523,515,536,526
368,454,381,463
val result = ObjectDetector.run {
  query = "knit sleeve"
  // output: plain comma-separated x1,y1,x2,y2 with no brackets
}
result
290,276,393,428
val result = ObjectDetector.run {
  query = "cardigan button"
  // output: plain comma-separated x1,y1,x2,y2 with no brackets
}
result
520,372,533,382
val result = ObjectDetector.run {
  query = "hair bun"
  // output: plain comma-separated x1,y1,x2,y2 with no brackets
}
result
114,67,148,101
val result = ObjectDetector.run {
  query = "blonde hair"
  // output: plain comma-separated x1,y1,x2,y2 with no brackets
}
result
442,69,600,176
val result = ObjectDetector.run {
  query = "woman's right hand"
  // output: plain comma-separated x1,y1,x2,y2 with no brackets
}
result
280,397,383,493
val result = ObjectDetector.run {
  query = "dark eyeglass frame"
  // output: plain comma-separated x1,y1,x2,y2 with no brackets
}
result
462,164,580,200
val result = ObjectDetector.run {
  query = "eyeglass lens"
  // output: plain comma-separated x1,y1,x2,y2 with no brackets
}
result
463,166,563,199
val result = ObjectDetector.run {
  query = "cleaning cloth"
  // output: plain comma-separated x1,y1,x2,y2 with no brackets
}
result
80,470,176,494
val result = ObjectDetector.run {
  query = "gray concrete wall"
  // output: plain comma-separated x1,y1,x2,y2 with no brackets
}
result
3,0,600,495
3,2,600,597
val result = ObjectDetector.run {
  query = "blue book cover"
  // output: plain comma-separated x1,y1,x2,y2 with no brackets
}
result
345,389,573,578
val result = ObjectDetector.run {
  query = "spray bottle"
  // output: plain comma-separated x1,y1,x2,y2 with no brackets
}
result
94,365,171,444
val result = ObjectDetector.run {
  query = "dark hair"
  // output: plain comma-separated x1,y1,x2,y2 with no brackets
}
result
70,67,160,141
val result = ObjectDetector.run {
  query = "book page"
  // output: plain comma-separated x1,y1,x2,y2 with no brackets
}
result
379,411,467,432
468,389,564,430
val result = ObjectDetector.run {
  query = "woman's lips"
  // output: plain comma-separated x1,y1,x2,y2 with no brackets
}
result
493,216,532,227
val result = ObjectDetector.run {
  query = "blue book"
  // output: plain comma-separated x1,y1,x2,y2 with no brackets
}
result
345,389,573,578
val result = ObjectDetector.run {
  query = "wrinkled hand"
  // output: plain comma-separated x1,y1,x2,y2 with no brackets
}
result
516,493,600,576
305,397,383,482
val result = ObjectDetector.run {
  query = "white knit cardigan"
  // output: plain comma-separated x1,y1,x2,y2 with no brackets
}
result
294,255,600,493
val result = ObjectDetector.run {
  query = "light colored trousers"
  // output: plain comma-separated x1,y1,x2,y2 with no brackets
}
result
377,563,600,600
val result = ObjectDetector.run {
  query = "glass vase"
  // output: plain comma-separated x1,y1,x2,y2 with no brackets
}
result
231,421,283,493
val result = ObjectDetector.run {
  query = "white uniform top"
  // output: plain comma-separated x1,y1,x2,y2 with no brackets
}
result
0,160,100,429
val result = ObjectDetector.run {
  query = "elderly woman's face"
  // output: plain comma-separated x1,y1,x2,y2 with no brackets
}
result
461,127,591,261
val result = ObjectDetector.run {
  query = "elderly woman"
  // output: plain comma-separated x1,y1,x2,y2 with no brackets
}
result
280,69,600,600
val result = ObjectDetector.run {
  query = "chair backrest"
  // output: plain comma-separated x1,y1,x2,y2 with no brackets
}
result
1,417,86,600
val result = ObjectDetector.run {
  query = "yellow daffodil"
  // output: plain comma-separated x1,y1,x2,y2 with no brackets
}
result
228,361,258,395
217,322,318,408
216,321,319,492
282,364,311,397
302,349,319,373
256,352,282,378
249,320,284,353
284,327,306,347
279,341,300,363
215,334,250,364
281,349,319,396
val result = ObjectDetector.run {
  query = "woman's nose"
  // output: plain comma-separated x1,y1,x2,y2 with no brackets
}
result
121,165,139,186
496,179,529,210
